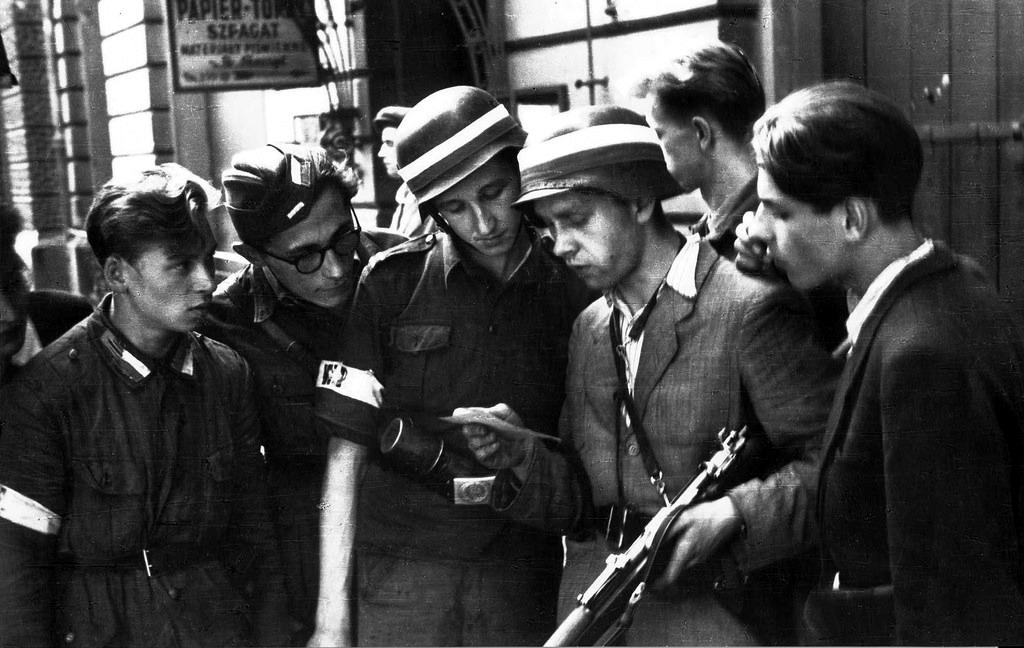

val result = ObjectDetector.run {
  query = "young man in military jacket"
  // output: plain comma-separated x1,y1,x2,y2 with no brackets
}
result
201,143,405,644
0,164,288,647
309,86,591,646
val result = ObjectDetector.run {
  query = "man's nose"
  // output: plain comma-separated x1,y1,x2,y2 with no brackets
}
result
192,262,215,294
321,247,348,280
469,202,498,235
551,228,576,260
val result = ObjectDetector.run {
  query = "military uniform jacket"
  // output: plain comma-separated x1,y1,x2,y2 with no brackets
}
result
499,241,839,643
203,228,406,464
817,243,1024,644
325,230,591,561
0,296,286,647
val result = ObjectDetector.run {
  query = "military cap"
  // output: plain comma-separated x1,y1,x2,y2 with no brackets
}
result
515,105,682,208
373,105,410,133
221,143,348,245
396,86,527,204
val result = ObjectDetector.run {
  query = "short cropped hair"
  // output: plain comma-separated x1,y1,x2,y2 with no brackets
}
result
637,40,765,142
86,163,215,264
753,81,923,222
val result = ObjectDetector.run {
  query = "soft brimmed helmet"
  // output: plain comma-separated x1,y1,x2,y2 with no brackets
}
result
396,86,527,205
514,105,682,210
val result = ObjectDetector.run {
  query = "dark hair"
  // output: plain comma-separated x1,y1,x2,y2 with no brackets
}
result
637,40,765,142
373,105,410,134
86,163,214,264
0,203,28,305
753,81,922,221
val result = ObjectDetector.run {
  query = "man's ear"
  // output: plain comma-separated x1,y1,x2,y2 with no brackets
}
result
103,256,130,294
691,115,714,151
233,242,264,266
840,197,876,241
633,197,657,224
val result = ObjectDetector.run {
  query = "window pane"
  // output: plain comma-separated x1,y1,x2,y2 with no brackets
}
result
108,112,154,156
98,0,144,37
111,154,157,180
106,68,151,116
264,87,330,143
101,25,147,76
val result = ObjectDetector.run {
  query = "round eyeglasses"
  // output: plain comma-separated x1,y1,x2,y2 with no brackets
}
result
260,207,362,274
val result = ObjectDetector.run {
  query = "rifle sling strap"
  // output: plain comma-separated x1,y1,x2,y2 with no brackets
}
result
608,308,667,500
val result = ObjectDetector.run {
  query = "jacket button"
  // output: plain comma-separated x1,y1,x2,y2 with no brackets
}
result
626,443,640,456
64,632,75,643
68,348,79,361
167,587,180,600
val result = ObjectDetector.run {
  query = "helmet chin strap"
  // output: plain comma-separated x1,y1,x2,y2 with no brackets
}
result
424,206,456,238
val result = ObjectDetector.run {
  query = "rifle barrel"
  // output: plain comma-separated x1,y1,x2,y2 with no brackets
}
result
545,605,594,647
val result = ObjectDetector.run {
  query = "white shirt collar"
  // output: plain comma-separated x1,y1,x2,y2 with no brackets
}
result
845,239,934,347
605,234,700,319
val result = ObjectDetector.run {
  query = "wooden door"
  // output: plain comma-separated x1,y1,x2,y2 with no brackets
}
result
822,0,1024,309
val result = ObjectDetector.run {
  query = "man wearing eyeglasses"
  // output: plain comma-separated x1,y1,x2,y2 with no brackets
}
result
202,143,405,645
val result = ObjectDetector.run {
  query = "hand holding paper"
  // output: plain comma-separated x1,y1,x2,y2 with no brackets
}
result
451,404,556,471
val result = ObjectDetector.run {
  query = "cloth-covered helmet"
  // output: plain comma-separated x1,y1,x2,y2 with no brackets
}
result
514,105,682,209
221,143,352,245
396,86,527,204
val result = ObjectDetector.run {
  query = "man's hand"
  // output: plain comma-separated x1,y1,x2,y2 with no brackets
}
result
734,210,774,275
653,496,744,589
458,404,528,471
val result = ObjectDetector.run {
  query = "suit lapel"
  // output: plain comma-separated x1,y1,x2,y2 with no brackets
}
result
820,243,958,459
633,242,718,416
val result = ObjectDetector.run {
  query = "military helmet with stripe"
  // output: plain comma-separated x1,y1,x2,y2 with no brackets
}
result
514,105,682,208
396,86,527,204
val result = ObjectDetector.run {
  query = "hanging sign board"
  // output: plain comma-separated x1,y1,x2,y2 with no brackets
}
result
167,0,321,91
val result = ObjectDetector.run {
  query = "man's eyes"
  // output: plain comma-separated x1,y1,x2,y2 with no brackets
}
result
565,211,590,226
480,182,508,201
437,201,465,214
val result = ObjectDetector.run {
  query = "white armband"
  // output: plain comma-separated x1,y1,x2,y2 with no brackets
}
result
316,361,383,408
0,484,61,535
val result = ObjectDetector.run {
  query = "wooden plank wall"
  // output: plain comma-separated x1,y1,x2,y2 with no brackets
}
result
997,0,1024,306
822,0,1024,311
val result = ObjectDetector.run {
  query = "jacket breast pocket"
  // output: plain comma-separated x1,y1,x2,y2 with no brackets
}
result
387,323,451,409
259,367,320,459
202,448,235,519
68,459,146,555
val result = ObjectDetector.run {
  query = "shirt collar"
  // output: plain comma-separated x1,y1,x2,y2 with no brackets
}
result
441,229,538,286
604,233,700,335
11,318,42,367
92,294,197,385
846,238,935,347
251,264,287,323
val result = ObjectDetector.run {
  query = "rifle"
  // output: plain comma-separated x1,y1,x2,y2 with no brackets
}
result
545,427,748,647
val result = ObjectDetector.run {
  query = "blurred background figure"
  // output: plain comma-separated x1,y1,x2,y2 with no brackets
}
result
1,203,91,385
374,104,434,237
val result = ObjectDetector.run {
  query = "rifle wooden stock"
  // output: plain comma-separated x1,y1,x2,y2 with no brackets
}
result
545,427,748,647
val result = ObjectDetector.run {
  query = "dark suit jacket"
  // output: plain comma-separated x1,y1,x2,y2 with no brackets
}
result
816,242,1024,645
